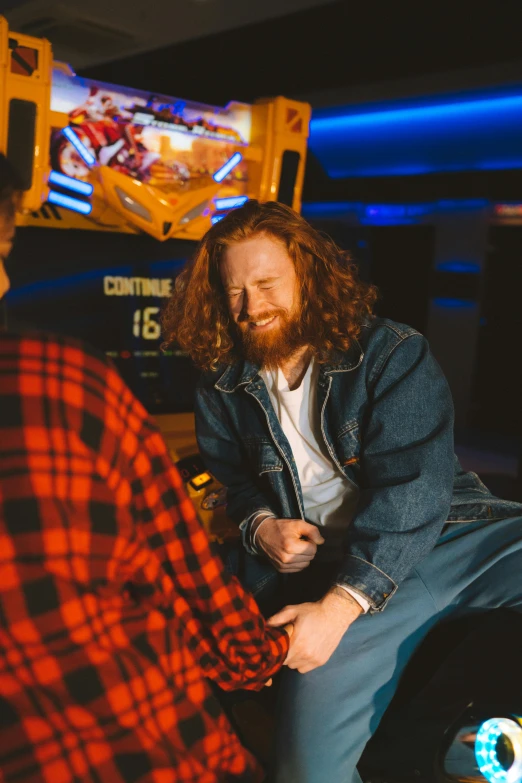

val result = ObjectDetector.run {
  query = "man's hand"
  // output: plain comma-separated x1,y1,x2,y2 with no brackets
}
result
267,587,362,673
256,518,325,573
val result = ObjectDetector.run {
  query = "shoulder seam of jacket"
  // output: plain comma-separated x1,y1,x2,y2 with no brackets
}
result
368,331,424,390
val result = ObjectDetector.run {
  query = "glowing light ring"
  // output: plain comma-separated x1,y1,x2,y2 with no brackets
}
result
213,153,242,183
48,170,93,196
475,717,522,783
211,215,224,224
62,127,97,167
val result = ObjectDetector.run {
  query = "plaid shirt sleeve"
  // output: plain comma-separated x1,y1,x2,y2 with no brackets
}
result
125,391,289,691
0,332,288,783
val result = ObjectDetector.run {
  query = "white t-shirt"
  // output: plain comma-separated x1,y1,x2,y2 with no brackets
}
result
260,358,359,554
259,359,369,612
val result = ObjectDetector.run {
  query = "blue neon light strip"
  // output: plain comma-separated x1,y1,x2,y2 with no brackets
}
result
62,127,96,167
48,170,93,197
211,215,225,224
48,191,92,215
309,88,522,178
433,297,477,309
302,199,489,225
213,153,242,183
214,195,248,210
302,201,434,225
436,261,481,274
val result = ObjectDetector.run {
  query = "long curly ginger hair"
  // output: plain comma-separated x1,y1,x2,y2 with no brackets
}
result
162,200,378,370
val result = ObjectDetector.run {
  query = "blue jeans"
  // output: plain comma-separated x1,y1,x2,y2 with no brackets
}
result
270,516,522,783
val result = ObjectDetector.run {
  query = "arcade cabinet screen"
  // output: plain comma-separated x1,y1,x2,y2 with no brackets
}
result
5,227,200,414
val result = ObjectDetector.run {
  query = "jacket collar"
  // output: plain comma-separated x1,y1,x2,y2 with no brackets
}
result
215,359,260,393
321,338,364,374
214,339,364,393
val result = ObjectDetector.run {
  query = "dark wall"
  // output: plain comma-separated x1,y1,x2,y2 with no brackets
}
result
309,219,434,336
81,0,522,107
471,226,522,438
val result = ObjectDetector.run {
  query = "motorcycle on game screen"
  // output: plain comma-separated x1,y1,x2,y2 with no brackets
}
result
50,120,189,186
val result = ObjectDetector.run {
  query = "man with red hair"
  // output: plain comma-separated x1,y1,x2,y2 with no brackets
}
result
0,155,289,783
163,199,522,783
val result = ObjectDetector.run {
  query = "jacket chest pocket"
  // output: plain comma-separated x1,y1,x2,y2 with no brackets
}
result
335,420,361,474
243,437,284,476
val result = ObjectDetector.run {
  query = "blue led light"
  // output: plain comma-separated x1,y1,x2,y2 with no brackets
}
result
302,202,358,218
302,201,433,224
211,215,225,224
48,170,93,196
433,298,477,309
437,199,489,211
62,127,96,167
363,204,434,224
312,93,522,130
302,199,490,224
47,191,92,215
309,89,522,178
214,195,248,210
437,261,481,274
213,153,242,183
475,718,522,783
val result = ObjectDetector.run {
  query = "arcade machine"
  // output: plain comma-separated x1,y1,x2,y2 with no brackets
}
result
0,15,310,540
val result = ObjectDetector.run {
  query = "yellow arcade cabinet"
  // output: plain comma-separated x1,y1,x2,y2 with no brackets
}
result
1,16,311,539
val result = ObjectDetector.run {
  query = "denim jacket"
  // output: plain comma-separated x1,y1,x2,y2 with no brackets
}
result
194,318,522,613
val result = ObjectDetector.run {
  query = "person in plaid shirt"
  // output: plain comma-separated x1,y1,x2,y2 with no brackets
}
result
0,154,289,783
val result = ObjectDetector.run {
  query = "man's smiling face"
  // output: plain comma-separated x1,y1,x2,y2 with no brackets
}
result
220,233,306,367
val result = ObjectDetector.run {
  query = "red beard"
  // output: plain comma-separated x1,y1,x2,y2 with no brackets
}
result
236,308,307,368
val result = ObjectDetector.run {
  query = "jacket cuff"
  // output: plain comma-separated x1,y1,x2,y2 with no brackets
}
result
334,554,398,613
333,584,371,613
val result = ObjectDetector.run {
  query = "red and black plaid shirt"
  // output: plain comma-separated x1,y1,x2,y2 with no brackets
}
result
0,331,288,783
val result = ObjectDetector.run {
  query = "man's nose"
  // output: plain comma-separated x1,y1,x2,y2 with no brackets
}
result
241,288,265,319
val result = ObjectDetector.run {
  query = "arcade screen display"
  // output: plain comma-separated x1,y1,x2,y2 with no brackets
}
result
50,67,251,200
4,227,200,414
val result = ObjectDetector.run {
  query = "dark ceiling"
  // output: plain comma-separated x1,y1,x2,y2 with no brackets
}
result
81,0,522,108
